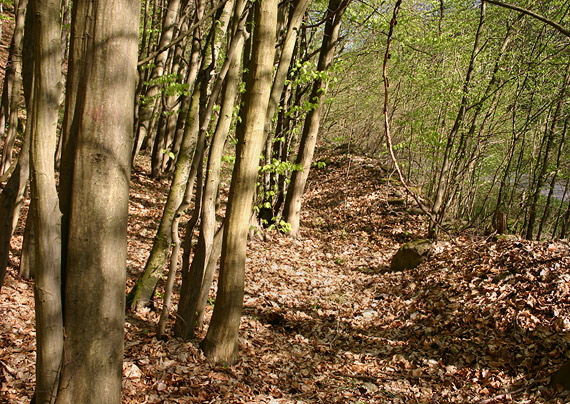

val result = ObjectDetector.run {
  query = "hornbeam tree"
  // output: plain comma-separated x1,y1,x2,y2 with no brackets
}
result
25,0,139,403
201,0,278,364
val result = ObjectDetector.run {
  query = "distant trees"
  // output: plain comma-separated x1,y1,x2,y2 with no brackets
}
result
283,0,349,238
323,0,570,240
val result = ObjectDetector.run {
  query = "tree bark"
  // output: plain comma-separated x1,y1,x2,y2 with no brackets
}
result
28,0,64,402
55,0,139,403
0,0,33,290
126,12,211,310
525,61,570,240
135,0,185,163
428,1,486,238
0,0,27,176
0,108,30,291
201,0,277,364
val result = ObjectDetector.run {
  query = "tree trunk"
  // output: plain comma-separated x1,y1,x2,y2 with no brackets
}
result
282,0,347,238
175,0,247,339
55,0,139,403
128,5,237,310
201,0,277,364
28,1,64,402
0,0,33,290
0,108,30,291
525,61,569,240
0,0,27,176
428,1,486,238
126,12,211,309
136,0,184,161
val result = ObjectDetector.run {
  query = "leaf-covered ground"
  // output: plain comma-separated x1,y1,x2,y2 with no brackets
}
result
2,153,570,403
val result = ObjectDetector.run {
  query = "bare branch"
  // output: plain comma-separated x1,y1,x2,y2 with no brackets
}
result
484,0,570,38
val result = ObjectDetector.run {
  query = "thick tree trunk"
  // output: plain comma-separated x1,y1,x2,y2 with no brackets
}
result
28,1,64,402
55,1,139,403
282,0,347,238
201,0,277,364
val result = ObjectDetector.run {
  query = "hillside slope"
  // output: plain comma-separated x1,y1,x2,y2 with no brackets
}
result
1,153,569,403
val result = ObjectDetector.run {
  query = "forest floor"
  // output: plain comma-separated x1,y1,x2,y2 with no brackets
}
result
1,152,570,403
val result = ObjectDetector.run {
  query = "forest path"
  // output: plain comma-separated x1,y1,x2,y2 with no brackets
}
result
1,153,570,403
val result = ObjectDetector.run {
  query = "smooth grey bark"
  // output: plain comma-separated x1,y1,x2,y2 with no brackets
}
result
201,0,278,364
55,0,139,403
28,0,64,402
282,0,348,238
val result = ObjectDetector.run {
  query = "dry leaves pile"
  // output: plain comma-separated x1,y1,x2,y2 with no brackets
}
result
1,154,570,403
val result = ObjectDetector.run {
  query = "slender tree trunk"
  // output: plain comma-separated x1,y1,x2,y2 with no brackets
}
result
136,0,184,160
0,108,30,291
0,0,33,290
201,0,277,364
175,0,248,339
428,1,486,238
0,0,27,177
127,9,212,309
283,0,347,238
537,116,567,239
157,152,204,339
526,61,570,240
55,0,139,403
28,1,64,402
260,0,310,221
128,4,237,310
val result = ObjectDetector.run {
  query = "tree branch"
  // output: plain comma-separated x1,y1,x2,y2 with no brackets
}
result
484,0,570,38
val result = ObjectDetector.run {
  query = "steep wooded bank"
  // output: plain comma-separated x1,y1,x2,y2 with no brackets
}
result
1,0,570,402
322,1,570,240
2,154,570,403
